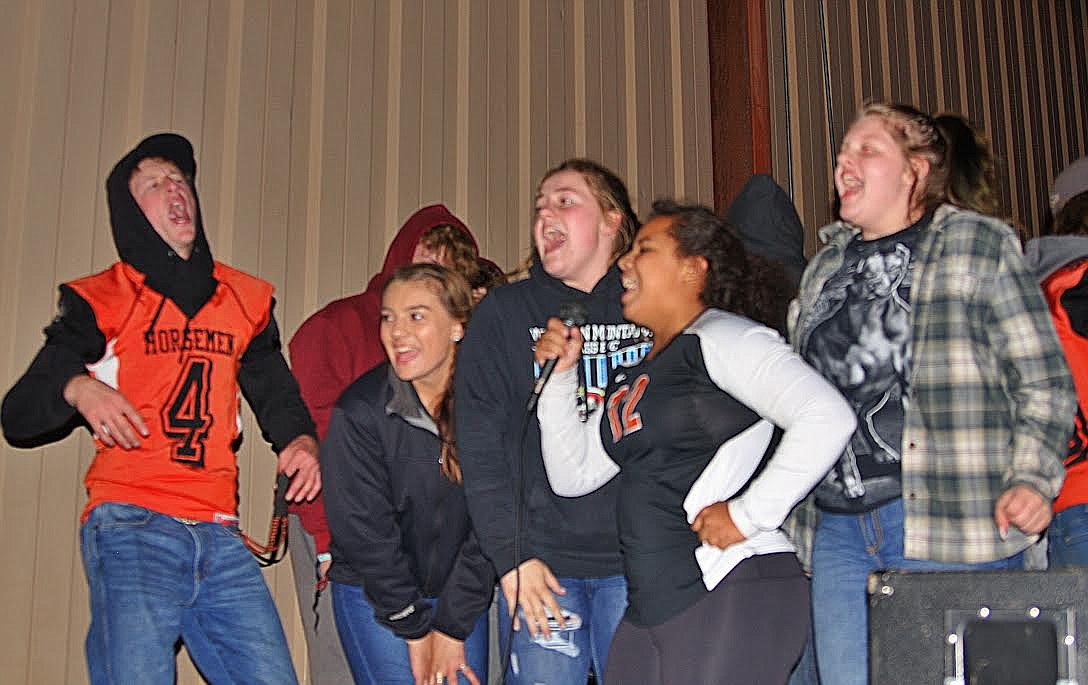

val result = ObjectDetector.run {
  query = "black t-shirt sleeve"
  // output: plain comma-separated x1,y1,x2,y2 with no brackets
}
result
237,303,317,453
2,285,106,446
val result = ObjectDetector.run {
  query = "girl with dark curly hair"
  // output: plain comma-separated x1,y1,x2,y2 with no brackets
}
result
532,200,855,683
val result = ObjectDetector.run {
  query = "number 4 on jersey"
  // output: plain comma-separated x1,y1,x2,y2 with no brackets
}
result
162,356,214,468
606,374,648,442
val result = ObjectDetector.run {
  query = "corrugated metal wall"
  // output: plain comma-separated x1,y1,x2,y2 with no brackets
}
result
0,1,712,683
766,0,1088,254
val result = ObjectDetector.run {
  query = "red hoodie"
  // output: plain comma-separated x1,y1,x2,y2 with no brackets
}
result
287,204,478,553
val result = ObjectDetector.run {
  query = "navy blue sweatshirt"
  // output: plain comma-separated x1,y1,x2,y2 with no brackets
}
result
455,262,651,578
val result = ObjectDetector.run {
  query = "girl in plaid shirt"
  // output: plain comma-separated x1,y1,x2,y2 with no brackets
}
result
788,102,1075,685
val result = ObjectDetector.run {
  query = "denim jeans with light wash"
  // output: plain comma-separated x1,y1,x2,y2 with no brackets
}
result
811,497,1024,685
80,502,298,685
496,574,627,685
787,623,820,685
1048,503,1088,568
331,580,489,685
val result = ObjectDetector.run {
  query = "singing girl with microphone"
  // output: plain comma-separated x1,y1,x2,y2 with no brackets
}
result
455,159,649,683
533,201,856,683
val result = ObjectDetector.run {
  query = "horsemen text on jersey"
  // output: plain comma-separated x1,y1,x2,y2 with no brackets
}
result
68,260,273,524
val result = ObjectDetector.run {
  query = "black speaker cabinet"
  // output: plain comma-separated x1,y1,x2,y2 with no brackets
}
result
869,569,1088,684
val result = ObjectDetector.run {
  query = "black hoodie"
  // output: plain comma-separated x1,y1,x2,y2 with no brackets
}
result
455,261,652,578
726,173,807,288
106,133,217,317
3,133,314,454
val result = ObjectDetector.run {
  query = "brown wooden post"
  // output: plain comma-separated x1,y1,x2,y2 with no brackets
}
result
707,0,772,214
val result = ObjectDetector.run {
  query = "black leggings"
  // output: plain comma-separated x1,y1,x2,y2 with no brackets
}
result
605,553,809,685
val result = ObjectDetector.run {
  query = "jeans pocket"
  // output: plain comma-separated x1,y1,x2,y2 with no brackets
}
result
1059,505,1088,545
90,502,156,530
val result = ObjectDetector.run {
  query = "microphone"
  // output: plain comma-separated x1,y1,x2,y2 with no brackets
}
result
526,301,588,414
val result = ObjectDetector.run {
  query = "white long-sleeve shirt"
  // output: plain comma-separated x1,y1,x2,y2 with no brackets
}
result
537,308,855,624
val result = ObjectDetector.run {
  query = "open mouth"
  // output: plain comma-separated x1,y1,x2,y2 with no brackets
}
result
839,174,862,201
168,199,192,225
620,275,638,305
540,225,567,255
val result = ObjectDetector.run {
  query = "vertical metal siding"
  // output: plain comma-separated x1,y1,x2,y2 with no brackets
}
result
0,1,712,683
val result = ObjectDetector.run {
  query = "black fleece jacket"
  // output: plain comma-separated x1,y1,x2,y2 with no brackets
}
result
322,364,494,640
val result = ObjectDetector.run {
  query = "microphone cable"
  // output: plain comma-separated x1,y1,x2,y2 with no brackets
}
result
499,302,587,682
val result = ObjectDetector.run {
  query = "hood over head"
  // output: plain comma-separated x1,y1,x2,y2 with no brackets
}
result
1052,156,1088,215
726,174,807,288
363,203,478,296
1024,235,1088,283
106,133,216,317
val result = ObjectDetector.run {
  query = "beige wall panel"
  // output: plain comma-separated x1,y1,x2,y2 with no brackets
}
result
686,0,713,204
53,7,110,664
321,0,357,302
583,2,606,166
371,0,401,284
282,0,317,335
464,0,491,256
1,1,712,683
491,0,522,265
0,3,68,682
630,1,655,210
195,0,232,262
396,0,426,214
0,0,26,248
31,9,100,683
174,0,212,137
646,0,675,199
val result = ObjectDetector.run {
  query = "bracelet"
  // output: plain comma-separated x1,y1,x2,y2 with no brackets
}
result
316,552,332,564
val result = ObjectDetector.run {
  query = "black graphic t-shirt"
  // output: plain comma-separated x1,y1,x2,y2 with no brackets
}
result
803,215,929,513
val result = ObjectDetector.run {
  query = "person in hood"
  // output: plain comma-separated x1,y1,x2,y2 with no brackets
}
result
726,174,808,335
1024,170,1088,569
456,159,649,683
286,204,481,685
1,133,320,684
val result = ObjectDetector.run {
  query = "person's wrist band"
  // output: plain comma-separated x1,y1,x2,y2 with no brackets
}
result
316,552,332,564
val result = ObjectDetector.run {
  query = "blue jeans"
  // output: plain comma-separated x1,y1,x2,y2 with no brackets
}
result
1048,503,1088,568
811,498,1023,685
80,502,297,685
497,574,627,684
787,628,820,685
331,581,488,685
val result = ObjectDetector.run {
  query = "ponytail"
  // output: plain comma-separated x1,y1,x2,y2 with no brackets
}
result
935,114,998,215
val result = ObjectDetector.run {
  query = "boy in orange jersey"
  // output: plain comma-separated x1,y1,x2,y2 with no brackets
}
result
2,133,320,685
